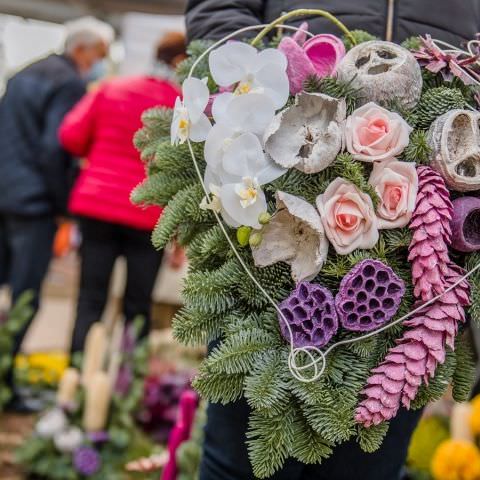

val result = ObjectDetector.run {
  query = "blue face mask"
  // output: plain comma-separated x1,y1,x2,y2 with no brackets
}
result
85,59,107,82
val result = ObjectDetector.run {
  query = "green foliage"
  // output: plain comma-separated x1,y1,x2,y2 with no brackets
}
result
414,87,465,129
177,40,217,91
303,75,360,114
0,292,33,410
466,252,480,326
401,36,422,51
133,107,172,159
342,29,377,50
403,130,432,165
452,331,476,401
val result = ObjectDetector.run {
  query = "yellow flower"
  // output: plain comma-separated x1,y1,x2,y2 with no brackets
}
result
431,439,480,480
470,395,480,436
408,416,449,472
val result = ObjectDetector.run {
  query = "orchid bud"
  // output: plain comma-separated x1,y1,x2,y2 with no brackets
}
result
249,232,263,247
236,226,252,247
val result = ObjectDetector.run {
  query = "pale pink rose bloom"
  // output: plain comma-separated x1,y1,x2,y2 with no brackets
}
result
369,158,418,229
345,102,412,162
316,178,379,255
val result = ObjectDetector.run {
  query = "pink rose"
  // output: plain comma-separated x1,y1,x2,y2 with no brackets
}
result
345,103,412,162
278,22,345,95
316,178,379,255
369,159,418,229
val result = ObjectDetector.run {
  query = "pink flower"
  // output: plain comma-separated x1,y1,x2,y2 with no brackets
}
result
369,159,418,229
278,22,345,94
345,103,412,162
316,178,379,255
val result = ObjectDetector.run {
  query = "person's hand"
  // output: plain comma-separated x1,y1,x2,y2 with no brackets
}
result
168,243,186,270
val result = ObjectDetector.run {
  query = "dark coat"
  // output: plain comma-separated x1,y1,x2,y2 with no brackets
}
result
186,0,480,46
0,54,85,216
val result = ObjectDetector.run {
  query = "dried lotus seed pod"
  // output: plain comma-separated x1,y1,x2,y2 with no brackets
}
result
335,259,405,332
336,40,422,109
278,282,338,348
428,109,480,192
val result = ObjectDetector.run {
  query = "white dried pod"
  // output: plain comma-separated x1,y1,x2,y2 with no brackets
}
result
428,109,480,192
336,40,422,109
252,191,329,282
264,92,346,174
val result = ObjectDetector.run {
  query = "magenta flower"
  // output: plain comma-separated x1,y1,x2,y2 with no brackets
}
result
278,22,346,94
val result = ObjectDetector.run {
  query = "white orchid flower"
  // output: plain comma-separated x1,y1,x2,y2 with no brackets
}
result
205,93,285,182
209,42,289,110
170,77,212,145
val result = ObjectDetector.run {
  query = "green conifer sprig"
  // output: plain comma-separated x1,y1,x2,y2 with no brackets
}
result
452,331,476,402
414,87,465,129
133,107,172,160
342,29,377,50
402,130,432,165
303,75,359,114
176,40,217,91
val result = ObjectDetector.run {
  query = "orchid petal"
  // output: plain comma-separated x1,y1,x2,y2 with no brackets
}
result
182,77,210,122
222,133,266,178
254,48,288,72
209,42,257,86
255,63,290,109
212,92,235,123
204,123,235,169
189,113,212,142
227,93,276,135
170,97,183,144
220,183,267,228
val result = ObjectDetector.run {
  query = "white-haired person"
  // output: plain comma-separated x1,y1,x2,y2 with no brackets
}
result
0,16,113,412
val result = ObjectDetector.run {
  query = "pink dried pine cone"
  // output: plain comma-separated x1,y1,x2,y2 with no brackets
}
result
408,166,453,302
355,166,471,427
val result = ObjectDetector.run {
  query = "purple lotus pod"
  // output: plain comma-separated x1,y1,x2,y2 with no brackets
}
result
278,282,338,348
73,446,101,476
336,259,405,332
451,196,480,252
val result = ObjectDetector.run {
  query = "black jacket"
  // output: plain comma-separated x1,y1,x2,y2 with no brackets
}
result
0,54,85,216
186,0,480,46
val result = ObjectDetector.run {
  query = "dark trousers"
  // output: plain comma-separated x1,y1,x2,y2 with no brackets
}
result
200,398,422,480
70,217,162,353
0,214,56,385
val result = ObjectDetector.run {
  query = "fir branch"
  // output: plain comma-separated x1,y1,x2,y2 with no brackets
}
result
403,130,432,164
452,331,476,402
303,75,359,114
466,252,480,325
342,29,377,51
187,224,233,270
172,306,226,346
247,406,295,479
291,410,333,464
134,107,173,161
357,422,390,453
204,328,279,375
414,87,465,129
176,40,217,91
244,351,291,416
401,36,422,51
182,257,243,315
193,369,245,404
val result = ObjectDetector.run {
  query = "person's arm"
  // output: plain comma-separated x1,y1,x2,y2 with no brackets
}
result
59,87,102,157
37,79,86,213
185,0,265,41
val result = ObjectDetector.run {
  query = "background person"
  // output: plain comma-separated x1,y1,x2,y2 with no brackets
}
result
0,16,114,411
59,33,186,354
184,1,480,479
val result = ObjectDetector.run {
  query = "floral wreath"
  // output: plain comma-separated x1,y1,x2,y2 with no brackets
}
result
134,9,480,478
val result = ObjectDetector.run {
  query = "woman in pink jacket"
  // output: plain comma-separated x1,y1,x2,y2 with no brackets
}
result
60,33,184,352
